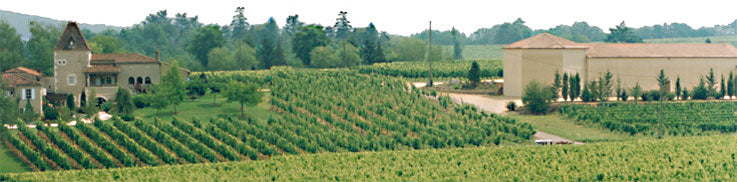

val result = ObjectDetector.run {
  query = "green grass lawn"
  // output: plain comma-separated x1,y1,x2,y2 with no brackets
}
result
508,113,646,142
441,44,504,60
134,91,282,123
0,142,29,174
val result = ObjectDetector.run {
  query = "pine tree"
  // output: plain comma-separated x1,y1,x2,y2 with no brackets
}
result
452,27,463,60
552,70,561,100
719,75,726,99
632,82,642,103
570,73,581,101
729,72,735,99
706,68,716,98
656,69,670,98
581,81,593,102
562,73,569,101
467,61,480,87
675,77,682,100
86,88,97,116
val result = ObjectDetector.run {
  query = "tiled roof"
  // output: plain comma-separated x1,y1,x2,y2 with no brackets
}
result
585,43,737,58
91,53,158,63
53,22,90,51
161,62,191,73
1,74,41,87
4,67,42,77
503,33,587,49
84,65,120,73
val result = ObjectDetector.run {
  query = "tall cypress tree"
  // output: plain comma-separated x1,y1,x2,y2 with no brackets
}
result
562,73,569,101
729,72,735,99
452,27,463,60
675,77,682,100
719,75,726,99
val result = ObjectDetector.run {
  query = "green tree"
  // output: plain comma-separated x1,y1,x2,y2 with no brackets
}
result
467,61,481,87
570,73,581,101
162,60,186,114
719,75,726,99
22,100,36,122
188,25,225,69
259,18,287,69
599,70,614,101
675,76,682,100
146,84,170,114
89,35,125,53
333,11,352,40
66,94,76,111
605,21,643,43
706,68,716,98
115,88,135,120
310,46,339,68
223,81,263,118
552,70,561,100
86,88,97,116
26,21,60,76
452,27,463,60
0,20,26,72
207,47,235,70
361,23,380,64
292,25,329,66
394,37,426,61
631,82,642,103
338,43,362,67
706,38,712,43
656,69,670,98
232,42,259,70
283,14,304,38
522,80,553,114
227,7,250,40
729,72,735,99
692,77,709,100
562,73,569,101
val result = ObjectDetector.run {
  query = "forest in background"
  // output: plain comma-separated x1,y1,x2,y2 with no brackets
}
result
4,7,737,73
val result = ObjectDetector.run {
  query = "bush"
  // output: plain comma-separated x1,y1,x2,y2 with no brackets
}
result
506,101,516,111
133,95,149,108
43,106,59,121
120,113,135,121
522,80,553,114
101,101,112,112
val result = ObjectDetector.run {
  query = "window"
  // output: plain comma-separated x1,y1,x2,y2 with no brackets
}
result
145,77,151,84
106,77,112,85
9,90,14,96
25,89,32,100
67,38,75,49
128,77,134,84
137,77,143,84
67,74,77,85
56,59,67,65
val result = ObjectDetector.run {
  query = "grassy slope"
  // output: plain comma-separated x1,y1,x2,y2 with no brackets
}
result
134,91,281,123
4,136,734,181
508,113,645,142
0,144,29,174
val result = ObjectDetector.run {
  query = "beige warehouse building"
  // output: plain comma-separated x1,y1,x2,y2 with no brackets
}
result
503,33,737,97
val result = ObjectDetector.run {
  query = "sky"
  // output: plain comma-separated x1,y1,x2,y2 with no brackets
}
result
3,0,737,36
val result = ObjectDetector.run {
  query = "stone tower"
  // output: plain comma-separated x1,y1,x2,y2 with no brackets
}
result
53,22,91,107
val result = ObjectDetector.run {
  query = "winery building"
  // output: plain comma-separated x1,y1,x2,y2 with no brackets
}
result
503,33,737,97
1,22,189,114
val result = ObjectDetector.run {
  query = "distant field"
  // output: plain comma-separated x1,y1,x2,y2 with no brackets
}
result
441,44,504,60
4,136,734,181
357,60,502,79
645,36,737,46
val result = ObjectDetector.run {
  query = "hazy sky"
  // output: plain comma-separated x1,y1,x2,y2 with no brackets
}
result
4,0,737,36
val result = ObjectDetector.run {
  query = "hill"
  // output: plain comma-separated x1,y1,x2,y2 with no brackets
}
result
0,9,123,40
3,136,733,181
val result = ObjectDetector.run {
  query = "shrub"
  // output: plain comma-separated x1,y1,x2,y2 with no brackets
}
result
506,101,516,111
43,106,59,121
101,101,112,112
522,80,553,114
133,95,149,108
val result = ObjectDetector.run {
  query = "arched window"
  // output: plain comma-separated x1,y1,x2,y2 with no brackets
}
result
137,77,143,84
145,77,152,84
128,77,134,84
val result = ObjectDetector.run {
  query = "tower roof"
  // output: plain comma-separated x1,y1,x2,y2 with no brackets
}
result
53,22,90,51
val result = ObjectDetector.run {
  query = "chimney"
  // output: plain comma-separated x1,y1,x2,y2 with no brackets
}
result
155,49,160,61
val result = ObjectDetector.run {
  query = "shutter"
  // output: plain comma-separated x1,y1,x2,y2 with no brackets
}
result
31,89,35,100
21,89,26,99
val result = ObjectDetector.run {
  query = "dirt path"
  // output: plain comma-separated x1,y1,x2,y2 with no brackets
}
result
436,90,583,145
532,131,583,145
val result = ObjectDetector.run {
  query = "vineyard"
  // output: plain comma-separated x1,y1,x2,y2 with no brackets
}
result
356,60,502,79
559,102,737,136
2,68,534,172
4,136,734,181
